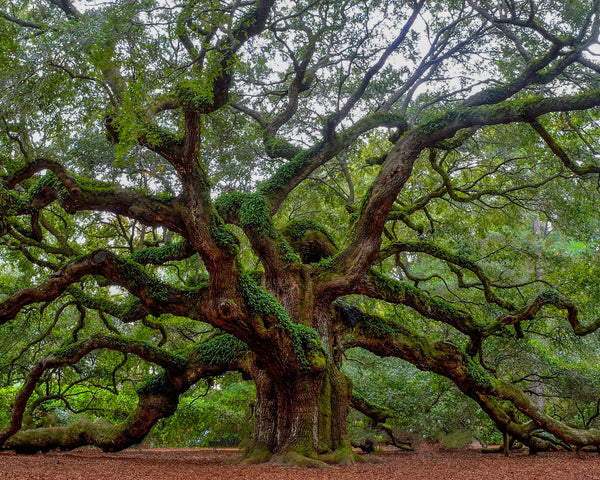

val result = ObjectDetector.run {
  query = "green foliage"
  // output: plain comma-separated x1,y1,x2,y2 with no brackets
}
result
191,334,248,366
149,375,254,447
2,0,600,457
281,218,336,245
345,349,501,447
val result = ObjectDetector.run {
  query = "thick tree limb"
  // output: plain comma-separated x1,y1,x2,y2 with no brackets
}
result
349,306,600,449
3,159,187,235
340,90,600,284
0,334,250,453
260,112,409,214
0,250,202,325
485,290,600,337
360,272,484,343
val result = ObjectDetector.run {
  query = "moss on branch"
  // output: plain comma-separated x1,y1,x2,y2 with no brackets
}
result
259,144,322,196
215,191,277,238
239,273,326,372
281,219,337,264
190,334,249,366
130,240,195,265
368,271,484,339
28,172,71,203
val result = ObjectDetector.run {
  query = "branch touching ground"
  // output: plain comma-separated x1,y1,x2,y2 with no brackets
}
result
0,334,250,453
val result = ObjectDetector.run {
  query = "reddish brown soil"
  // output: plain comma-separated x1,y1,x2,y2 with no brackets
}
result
1,444,599,480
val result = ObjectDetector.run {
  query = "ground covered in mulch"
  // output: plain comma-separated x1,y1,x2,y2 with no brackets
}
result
1,444,599,480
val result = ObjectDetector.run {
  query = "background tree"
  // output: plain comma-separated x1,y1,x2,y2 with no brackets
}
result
2,0,600,466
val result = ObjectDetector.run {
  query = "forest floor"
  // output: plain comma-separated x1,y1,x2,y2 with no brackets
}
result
1,443,599,480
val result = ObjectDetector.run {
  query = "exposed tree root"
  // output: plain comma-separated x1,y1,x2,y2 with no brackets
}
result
319,446,366,465
270,452,330,468
240,442,367,467
237,441,273,464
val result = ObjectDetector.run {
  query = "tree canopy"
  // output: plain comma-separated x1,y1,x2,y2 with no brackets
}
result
2,0,600,465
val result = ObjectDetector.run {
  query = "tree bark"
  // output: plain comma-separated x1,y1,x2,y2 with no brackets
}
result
241,291,358,466
243,362,357,466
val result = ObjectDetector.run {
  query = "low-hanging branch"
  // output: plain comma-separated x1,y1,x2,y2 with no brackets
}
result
350,392,414,451
0,334,187,449
0,333,251,453
347,305,600,450
484,289,600,338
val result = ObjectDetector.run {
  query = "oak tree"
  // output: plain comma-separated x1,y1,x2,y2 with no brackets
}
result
2,0,600,465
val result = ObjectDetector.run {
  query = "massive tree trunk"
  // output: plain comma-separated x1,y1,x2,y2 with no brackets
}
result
241,278,358,466
243,362,356,466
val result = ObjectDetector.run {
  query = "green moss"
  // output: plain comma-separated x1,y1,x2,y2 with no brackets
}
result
539,289,560,306
318,373,333,419
137,371,169,395
0,188,32,234
114,255,173,303
214,191,244,216
28,172,71,202
73,174,114,194
191,334,249,366
130,241,189,264
215,192,277,238
53,342,82,360
259,143,322,195
465,357,494,389
419,110,460,136
282,219,336,245
356,184,374,219
319,446,366,465
239,192,277,237
288,323,327,370
174,82,212,111
264,137,303,159
116,298,145,320
147,124,184,147
67,287,146,321
209,213,240,255
239,274,326,372
399,240,477,269
359,313,395,338
481,87,505,104
239,441,273,464
277,238,302,265
239,273,288,318
370,271,409,297
310,255,335,269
